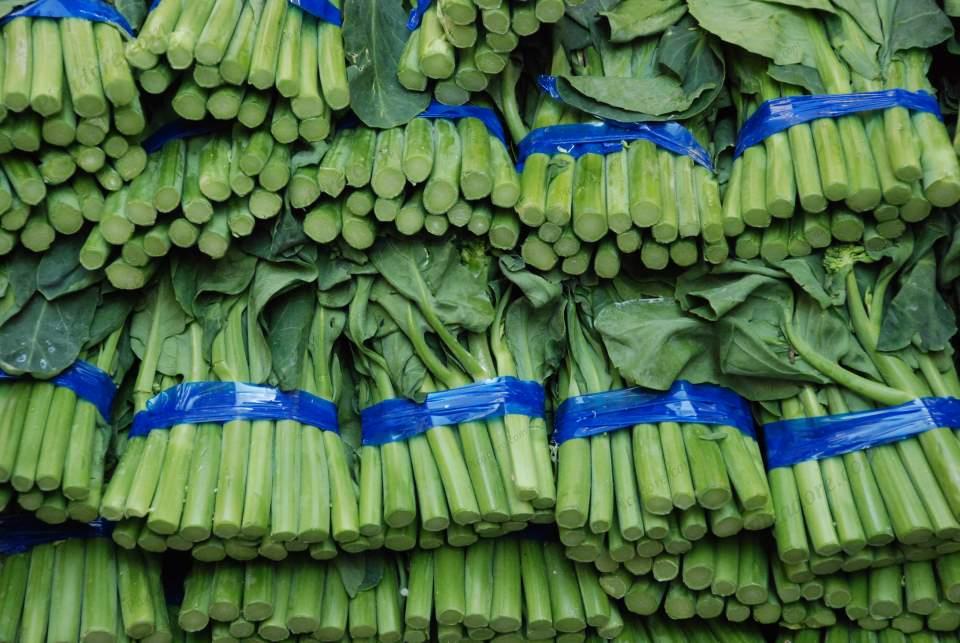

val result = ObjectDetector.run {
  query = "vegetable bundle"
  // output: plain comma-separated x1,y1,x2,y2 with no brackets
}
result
690,0,960,229
99,250,360,558
553,285,773,550
0,12,148,146
348,238,559,540
400,0,567,107
127,0,347,144
0,533,171,642
781,625,960,643
295,116,520,249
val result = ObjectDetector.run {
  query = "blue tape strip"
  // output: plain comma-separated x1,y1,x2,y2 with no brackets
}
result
516,119,715,172
0,517,114,555
142,120,227,154
130,382,340,438
2,0,135,35
764,397,960,469
361,376,545,446
553,381,756,444
0,361,116,421
419,100,508,145
734,89,942,158
148,0,341,25
407,0,432,30
289,0,342,26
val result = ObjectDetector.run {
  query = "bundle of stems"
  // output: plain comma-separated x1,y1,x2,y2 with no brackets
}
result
768,245,960,567
399,0,565,105
344,239,558,541
0,328,125,516
177,553,403,643
127,0,349,126
770,554,960,633
0,15,147,144
0,537,169,642
100,276,360,552
699,12,960,226
0,154,147,255
164,78,332,144
554,293,773,549
781,623,960,642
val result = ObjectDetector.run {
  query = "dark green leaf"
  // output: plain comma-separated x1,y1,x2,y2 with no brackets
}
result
0,251,39,327
343,0,430,128
498,256,563,308
0,288,98,377
267,286,317,390
601,0,687,42
505,297,567,382
37,235,103,300
766,64,827,94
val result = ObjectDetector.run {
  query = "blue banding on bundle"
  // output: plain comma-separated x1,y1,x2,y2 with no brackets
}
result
130,382,339,438
142,120,228,154
0,516,113,555
407,0,432,30
361,376,545,446
149,0,342,25
516,119,715,172
764,396,960,470
0,361,116,421
553,380,755,444
2,0,135,35
418,100,508,145
734,89,942,158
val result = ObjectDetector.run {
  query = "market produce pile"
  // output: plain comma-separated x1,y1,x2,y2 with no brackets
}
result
5,0,960,642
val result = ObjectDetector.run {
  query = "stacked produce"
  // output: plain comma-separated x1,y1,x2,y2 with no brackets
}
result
553,282,774,577
401,0,566,106
0,517,172,642
176,541,767,642
689,0,960,240
781,625,960,643
294,111,520,250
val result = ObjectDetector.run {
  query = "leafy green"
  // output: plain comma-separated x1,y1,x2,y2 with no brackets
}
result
601,0,687,42
266,286,317,390
343,0,430,128
336,552,384,598
37,236,103,301
0,287,99,376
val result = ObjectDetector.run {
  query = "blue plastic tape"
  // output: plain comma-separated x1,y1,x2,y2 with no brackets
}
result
142,119,228,154
734,89,942,158
419,100,508,145
148,0,341,25
361,376,545,446
0,361,116,421
764,397,960,469
517,119,715,172
2,0,135,35
553,380,756,444
0,516,113,555
407,0,432,30
130,382,339,438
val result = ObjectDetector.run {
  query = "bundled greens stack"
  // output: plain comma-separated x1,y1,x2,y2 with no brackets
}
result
690,0,960,239
780,625,960,643
0,8,149,148
98,248,361,561
77,126,302,281
585,219,960,579
772,555,960,633
294,114,520,250
0,522,172,643
346,238,560,545
126,0,348,143
609,534,782,626
177,553,406,643
553,282,773,569
401,0,567,106
0,243,134,522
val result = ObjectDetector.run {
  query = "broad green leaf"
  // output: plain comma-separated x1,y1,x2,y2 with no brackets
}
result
130,275,190,366
767,63,827,94
84,290,135,352
687,0,818,68
601,0,687,42
37,236,103,300
343,0,430,128
878,252,956,352
878,0,952,63
0,251,39,328
0,288,98,377
505,298,567,382
267,287,317,390
336,552,384,599
498,256,563,309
